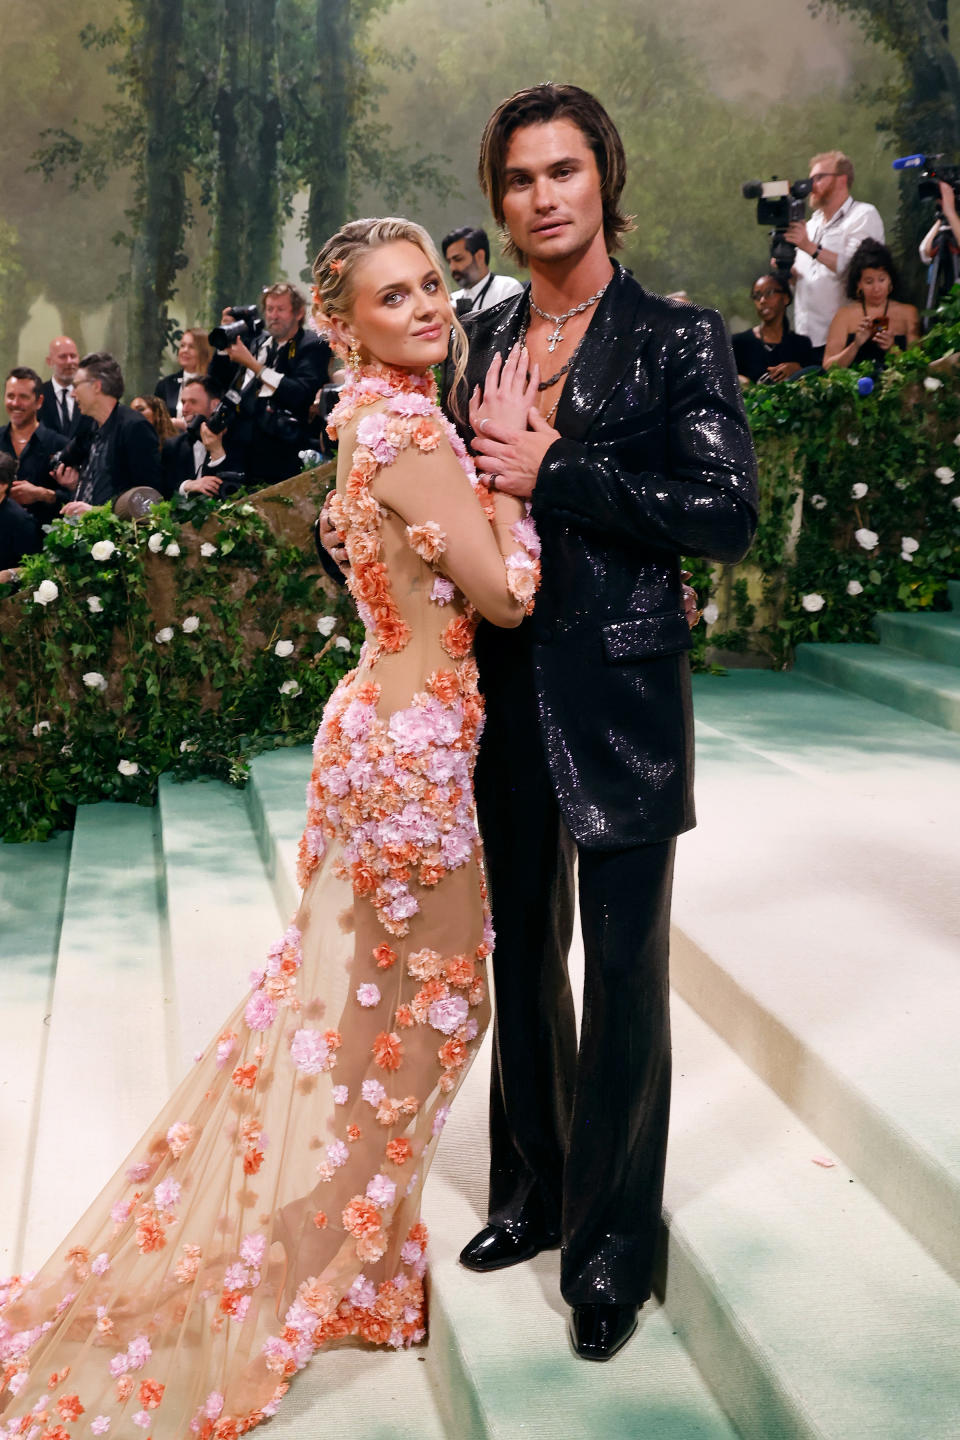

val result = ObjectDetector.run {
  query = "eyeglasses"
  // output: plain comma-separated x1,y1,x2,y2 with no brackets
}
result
810,172,840,182
73,376,95,388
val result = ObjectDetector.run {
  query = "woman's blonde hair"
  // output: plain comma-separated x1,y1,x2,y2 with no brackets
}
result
311,217,469,409
179,327,213,372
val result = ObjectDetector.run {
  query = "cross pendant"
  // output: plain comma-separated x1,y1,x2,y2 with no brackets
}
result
546,324,565,353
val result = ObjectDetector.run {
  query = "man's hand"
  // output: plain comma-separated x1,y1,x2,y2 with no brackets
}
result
62,500,93,518
319,492,349,571
939,180,958,218
183,475,223,498
681,570,701,630
783,221,813,252
53,464,80,491
225,337,260,372
199,421,226,462
764,361,802,382
11,479,54,506
470,408,559,498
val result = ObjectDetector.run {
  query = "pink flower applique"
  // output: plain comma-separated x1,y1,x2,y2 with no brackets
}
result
357,983,381,1008
289,1027,331,1075
428,994,470,1035
362,1079,387,1107
430,576,455,606
91,1251,110,1276
152,1177,181,1210
166,1121,195,1158
365,1174,397,1209
91,1418,111,1435
244,990,278,1032
240,1233,267,1267
333,1084,349,1104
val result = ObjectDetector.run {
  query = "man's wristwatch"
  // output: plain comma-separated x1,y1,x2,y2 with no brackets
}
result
812,242,822,260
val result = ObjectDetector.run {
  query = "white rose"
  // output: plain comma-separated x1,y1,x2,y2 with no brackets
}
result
91,540,116,561
32,721,51,736
147,532,164,553
924,376,943,391
846,580,864,596
900,551,914,563
179,739,198,753
200,542,217,557
809,494,827,510
182,615,200,633
33,579,59,605
316,615,336,636
240,503,256,515
82,671,107,692
117,759,139,776
847,434,860,447
274,639,294,657
900,536,919,554
850,483,868,500
893,479,907,491
155,627,174,644
801,593,825,613
952,495,960,509
87,595,103,613
935,466,955,484
165,541,181,558
334,636,352,651
854,528,879,550
279,679,301,696
702,601,720,626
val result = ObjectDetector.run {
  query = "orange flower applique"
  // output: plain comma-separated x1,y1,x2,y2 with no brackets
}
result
386,1138,413,1165
411,417,442,453
446,955,475,988
440,612,477,660
139,1379,165,1410
56,1395,84,1423
394,1004,414,1028
426,668,460,705
174,1242,201,1283
346,1124,362,1143
44,1426,70,1440
135,1206,167,1255
373,944,397,969
342,1196,382,1239
372,1031,404,1071
418,858,445,887
439,1035,468,1071
324,1028,343,1052
312,1211,328,1229
231,1063,258,1090
243,1150,265,1175
405,521,447,565
115,1375,134,1402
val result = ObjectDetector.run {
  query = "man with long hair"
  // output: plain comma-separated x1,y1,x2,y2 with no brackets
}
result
453,84,758,1360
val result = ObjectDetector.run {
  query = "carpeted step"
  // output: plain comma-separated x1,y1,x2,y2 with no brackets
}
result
675,672,960,1284
662,995,960,1440
793,641,960,732
245,747,310,917
947,579,960,610
0,833,71,1272
157,774,285,1074
873,609,960,667
19,805,172,1271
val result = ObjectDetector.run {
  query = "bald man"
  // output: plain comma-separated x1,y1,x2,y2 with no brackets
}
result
39,336,87,440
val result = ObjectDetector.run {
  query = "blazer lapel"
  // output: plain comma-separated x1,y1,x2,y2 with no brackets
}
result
553,262,646,442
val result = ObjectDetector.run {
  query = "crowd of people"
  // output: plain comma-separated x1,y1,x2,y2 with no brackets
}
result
0,147,953,583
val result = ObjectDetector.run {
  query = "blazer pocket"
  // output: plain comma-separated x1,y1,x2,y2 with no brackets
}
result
602,611,692,662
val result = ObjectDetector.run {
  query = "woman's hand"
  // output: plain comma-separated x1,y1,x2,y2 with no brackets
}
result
469,344,540,440
854,315,876,348
873,325,895,352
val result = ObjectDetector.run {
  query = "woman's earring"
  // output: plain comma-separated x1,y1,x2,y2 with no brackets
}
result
348,339,361,377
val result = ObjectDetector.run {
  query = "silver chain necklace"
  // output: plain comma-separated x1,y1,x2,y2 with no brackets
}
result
529,281,610,352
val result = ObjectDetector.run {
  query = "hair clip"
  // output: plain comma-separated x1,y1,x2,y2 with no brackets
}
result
329,258,344,276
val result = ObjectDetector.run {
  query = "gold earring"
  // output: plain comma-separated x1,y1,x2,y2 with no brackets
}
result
347,339,361,377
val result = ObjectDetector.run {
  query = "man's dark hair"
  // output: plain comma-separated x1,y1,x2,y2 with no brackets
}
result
78,351,124,401
846,238,901,302
441,226,490,265
5,367,43,400
181,375,224,403
0,452,17,490
478,83,634,265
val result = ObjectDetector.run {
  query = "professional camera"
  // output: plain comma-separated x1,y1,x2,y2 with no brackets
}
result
259,404,302,444
208,305,265,350
892,152,960,204
742,176,814,275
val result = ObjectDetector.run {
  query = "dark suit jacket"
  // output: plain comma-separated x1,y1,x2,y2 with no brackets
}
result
154,372,184,417
39,381,91,443
447,263,758,849
0,422,69,525
75,403,162,506
0,495,41,570
209,326,330,486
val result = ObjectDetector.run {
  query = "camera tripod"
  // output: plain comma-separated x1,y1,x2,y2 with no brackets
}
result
924,214,960,327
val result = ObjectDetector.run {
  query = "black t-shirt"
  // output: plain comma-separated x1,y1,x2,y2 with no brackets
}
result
731,327,816,383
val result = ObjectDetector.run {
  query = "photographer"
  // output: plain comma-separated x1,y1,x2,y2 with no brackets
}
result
783,151,884,358
919,179,960,267
58,352,162,518
0,368,69,526
160,377,236,498
823,239,919,370
208,282,330,488
0,452,41,584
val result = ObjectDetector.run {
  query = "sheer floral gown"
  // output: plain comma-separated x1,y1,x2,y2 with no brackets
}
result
0,364,539,1440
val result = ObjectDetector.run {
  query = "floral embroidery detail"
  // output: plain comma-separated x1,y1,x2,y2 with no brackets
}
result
406,521,446,565
373,944,396,969
372,1031,404,1071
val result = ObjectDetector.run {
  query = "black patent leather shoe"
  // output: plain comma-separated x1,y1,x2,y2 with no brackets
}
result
568,1303,639,1361
458,1220,561,1272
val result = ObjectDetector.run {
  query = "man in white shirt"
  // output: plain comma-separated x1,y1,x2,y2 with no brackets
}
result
442,226,524,316
784,150,885,354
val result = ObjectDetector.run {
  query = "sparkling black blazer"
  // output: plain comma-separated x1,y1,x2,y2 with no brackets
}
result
450,262,759,849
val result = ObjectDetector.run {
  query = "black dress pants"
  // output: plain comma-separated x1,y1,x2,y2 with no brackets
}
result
475,673,676,1307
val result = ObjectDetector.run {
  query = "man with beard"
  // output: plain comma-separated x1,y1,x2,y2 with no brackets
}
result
442,226,523,317
783,149,884,362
